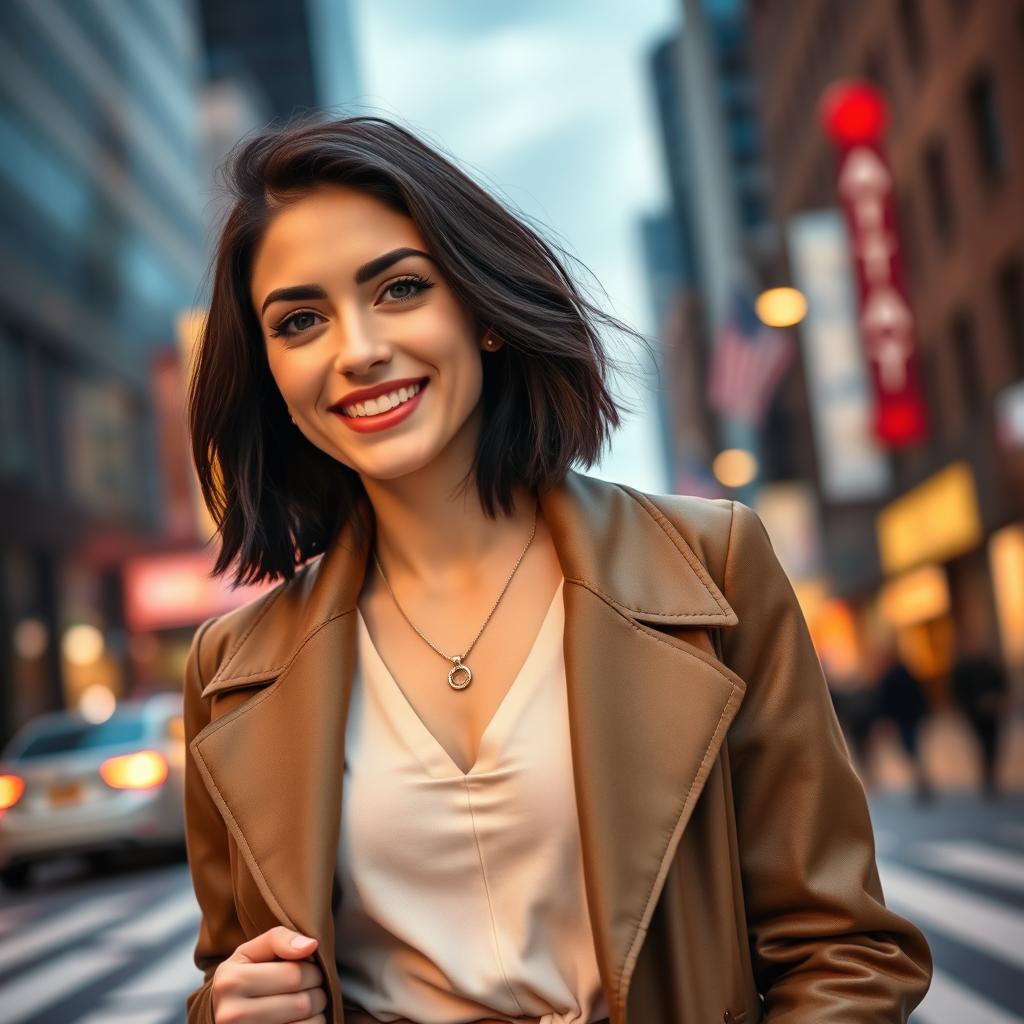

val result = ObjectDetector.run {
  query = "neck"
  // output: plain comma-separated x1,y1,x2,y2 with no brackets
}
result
359,462,539,598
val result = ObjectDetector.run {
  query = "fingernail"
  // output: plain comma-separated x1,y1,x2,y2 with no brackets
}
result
291,934,313,948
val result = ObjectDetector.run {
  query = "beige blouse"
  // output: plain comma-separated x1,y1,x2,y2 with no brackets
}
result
334,577,610,1024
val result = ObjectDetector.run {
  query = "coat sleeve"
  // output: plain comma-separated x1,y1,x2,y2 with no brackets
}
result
720,500,933,1022
183,616,247,1024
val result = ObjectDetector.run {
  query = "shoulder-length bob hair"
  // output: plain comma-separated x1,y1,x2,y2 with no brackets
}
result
189,113,654,586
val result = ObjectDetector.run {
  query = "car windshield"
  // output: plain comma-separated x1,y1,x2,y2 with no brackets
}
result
12,717,148,760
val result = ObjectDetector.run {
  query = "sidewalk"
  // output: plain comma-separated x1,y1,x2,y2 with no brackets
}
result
860,710,1024,795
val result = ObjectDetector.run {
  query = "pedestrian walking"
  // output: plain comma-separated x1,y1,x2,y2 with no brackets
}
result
876,649,933,803
828,673,881,789
951,648,1009,798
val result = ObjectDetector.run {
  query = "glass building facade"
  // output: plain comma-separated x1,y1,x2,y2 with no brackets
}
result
0,0,206,739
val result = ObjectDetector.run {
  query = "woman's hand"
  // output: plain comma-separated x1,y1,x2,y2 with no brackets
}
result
211,926,328,1023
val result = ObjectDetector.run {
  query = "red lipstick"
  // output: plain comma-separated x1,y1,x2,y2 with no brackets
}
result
329,377,429,434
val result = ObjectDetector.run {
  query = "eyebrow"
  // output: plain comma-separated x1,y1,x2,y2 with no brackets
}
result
260,247,435,315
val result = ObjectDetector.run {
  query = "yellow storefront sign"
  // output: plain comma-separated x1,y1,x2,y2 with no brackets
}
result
876,461,983,575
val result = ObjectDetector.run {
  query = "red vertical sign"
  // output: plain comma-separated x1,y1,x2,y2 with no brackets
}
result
820,80,928,447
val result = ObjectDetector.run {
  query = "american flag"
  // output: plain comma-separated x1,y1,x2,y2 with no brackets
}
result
707,291,796,426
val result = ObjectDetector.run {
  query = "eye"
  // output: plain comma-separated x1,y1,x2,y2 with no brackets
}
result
269,310,324,338
268,274,435,339
381,274,435,304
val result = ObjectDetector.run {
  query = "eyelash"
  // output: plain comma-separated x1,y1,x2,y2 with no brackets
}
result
269,274,436,338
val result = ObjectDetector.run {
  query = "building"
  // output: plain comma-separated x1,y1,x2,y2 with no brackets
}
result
0,0,207,741
747,0,1024,696
196,0,321,122
645,0,817,522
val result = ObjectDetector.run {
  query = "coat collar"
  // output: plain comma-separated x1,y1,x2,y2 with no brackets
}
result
189,469,746,1023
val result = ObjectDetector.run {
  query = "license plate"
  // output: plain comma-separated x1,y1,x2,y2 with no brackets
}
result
49,782,84,806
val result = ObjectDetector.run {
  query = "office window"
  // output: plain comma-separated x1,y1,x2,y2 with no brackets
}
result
898,0,927,71
919,346,945,448
0,331,32,478
946,0,973,24
61,373,146,520
966,68,1007,184
997,256,1024,380
950,308,981,419
864,43,892,96
896,188,922,284
923,139,955,244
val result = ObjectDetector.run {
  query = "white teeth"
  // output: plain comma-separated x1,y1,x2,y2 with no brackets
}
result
342,380,423,417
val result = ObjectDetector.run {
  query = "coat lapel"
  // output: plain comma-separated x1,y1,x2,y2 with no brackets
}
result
189,470,746,1023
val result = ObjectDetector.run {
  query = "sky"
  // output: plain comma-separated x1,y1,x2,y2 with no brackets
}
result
344,0,680,492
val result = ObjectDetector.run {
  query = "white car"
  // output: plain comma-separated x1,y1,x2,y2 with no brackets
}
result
0,693,187,890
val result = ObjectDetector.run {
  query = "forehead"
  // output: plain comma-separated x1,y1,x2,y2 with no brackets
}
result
250,185,425,300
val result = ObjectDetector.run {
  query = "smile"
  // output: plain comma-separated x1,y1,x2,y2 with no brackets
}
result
340,378,426,417
332,378,429,434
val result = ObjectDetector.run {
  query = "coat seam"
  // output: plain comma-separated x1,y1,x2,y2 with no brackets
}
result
619,484,736,617
614,678,740,1019
190,740,295,926
595,589,744,1019
209,575,297,683
207,607,356,689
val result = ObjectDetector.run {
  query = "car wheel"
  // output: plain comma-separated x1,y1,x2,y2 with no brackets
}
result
0,862,32,890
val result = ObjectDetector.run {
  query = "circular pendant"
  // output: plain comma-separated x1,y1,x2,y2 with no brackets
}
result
448,655,472,690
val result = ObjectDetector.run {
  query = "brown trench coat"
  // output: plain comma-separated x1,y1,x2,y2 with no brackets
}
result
183,470,933,1024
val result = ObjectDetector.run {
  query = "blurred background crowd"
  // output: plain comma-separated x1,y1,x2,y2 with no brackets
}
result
0,1,1021,1022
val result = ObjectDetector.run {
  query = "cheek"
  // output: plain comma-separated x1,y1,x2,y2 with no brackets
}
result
265,346,322,410
456,344,486,401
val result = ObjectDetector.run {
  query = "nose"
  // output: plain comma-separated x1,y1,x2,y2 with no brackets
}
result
327,311,390,377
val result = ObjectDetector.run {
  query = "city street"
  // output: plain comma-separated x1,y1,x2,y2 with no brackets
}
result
0,791,1020,1023
1,1,1021,1020
0,850,201,1024
875,793,1024,1024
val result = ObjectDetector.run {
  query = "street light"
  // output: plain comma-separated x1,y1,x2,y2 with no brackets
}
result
755,287,807,328
712,448,759,489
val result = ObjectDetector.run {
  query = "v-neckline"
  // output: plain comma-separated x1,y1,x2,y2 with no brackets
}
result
355,578,564,779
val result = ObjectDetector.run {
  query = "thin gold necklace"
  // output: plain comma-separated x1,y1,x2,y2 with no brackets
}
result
371,502,539,691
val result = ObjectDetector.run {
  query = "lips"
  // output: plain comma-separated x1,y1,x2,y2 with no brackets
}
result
332,376,429,413
335,377,428,418
330,377,430,433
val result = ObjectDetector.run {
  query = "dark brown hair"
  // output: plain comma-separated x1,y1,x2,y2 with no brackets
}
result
188,113,655,585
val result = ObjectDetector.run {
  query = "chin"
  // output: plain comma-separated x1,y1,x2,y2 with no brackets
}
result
348,445,442,482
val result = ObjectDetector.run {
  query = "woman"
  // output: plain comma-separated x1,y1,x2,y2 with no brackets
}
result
183,115,932,1024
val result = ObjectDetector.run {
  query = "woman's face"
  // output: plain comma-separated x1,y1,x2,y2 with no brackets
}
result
250,184,491,481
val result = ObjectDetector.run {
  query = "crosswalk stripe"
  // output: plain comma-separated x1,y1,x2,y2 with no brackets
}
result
3,945,125,1023
103,891,199,945
913,964,1021,1024
0,891,137,972
0,904,34,937
909,839,1024,892
877,858,1024,968
104,931,202,1000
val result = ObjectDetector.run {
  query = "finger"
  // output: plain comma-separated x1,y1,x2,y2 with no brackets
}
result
230,960,323,998
247,985,326,1023
232,925,319,964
